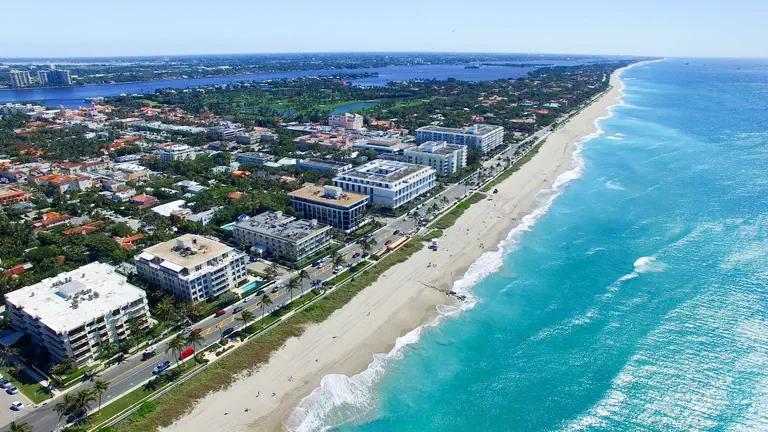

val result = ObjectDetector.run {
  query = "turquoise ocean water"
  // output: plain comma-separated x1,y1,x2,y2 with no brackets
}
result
290,59,768,431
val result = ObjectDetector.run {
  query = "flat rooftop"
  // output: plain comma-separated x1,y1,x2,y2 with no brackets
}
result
339,160,430,183
288,185,368,207
5,262,146,333
408,141,464,155
235,211,329,242
417,124,503,136
138,234,233,270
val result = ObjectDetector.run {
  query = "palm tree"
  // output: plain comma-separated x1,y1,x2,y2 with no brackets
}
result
8,421,32,432
186,331,204,353
287,277,300,303
54,389,96,424
95,341,116,360
331,250,344,268
257,294,273,327
298,268,310,286
0,346,19,367
166,335,186,369
92,380,109,415
237,310,254,327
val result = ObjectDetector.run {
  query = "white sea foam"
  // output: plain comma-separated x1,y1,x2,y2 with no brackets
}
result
284,64,636,432
605,179,626,190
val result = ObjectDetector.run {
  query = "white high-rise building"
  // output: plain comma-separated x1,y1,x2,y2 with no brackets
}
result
404,141,468,176
155,144,197,162
415,124,505,153
9,70,32,88
5,263,150,365
333,160,436,209
136,234,247,302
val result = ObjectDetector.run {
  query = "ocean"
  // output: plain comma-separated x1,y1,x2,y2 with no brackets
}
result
293,58,768,431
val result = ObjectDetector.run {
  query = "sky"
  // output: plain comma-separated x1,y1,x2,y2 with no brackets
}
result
2,0,767,58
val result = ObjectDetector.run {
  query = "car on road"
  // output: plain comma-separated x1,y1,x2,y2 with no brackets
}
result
352,252,361,259
385,239,393,245
243,295,255,302
222,327,235,337
312,260,321,267
193,328,203,335
6,386,18,395
179,347,194,360
214,309,226,317
10,401,23,410
152,360,171,375
142,346,157,360
394,230,401,235
271,286,279,293
233,306,244,313
333,265,344,274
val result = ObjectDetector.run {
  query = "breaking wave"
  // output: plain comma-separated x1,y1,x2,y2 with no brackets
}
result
283,68,630,432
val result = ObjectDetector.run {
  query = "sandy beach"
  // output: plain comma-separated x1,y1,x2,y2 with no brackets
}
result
164,66,628,432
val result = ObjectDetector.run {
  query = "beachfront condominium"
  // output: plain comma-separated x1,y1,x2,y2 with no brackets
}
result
328,112,364,130
37,69,73,86
415,124,505,153
9,70,32,88
404,141,468,176
135,234,247,303
233,211,332,262
332,160,436,209
4,262,150,365
288,185,369,232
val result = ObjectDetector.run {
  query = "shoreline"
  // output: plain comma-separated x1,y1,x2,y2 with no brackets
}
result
163,65,631,432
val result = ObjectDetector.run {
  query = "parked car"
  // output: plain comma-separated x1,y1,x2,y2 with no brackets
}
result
181,327,193,337
6,386,18,395
152,361,171,375
361,252,370,258
141,346,157,360
2,381,13,389
233,306,244,314
393,230,402,236
10,401,23,410
222,327,235,337
214,309,226,317
333,265,343,274
352,252,361,259
385,239,393,245
179,347,194,361
192,328,203,335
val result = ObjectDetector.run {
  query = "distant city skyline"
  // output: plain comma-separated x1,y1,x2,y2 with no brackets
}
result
2,0,767,58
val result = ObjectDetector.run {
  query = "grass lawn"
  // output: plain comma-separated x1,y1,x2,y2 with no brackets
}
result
0,365,51,404
431,193,486,230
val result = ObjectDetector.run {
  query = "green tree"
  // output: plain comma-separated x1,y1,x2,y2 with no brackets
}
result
257,294,273,326
92,380,109,415
8,421,32,432
53,389,96,424
237,310,254,327
166,335,186,369
185,331,204,353
287,277,300,303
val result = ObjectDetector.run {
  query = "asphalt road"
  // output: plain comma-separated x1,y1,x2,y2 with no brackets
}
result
9,126,559,431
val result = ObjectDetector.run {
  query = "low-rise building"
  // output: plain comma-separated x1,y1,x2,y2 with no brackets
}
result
403,141,468,176
135,234,247,302
0,186,30,207
415,124,504,153
352,138,411,154
328,112,364,130
296,158,352,173
233,211,332,262
5,262,150,365
155,144,197,162
236,152,275,166
333,160,436,209
288,185,369,232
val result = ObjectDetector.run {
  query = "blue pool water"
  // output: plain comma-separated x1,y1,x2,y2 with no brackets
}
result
289,59,768,431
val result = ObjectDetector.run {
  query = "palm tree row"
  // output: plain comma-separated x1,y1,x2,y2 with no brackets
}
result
53,379,109,426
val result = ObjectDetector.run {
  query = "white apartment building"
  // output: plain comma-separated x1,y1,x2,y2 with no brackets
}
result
333,160,436,209
5,263,150,365
404,141,468,176
135,234,247,302
415,124,505,154
9,70,32,88
233,211,332,262
328,112,364,130
155,144,197,163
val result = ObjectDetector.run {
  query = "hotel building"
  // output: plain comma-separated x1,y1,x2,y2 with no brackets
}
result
288,185,369,232
135,234,247,302
415,124,505,153
332,160,436,209
5,263,150,365
328,112,364,130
